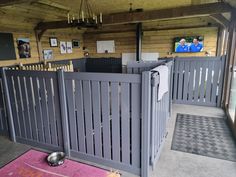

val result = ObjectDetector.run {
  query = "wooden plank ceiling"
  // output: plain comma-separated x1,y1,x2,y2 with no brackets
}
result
0,0,234,31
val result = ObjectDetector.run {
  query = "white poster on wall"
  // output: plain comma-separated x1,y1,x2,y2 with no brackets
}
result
122,52,159,65
96,40,115,53
122,53,136,65
60,41,67,54
66,42,73,53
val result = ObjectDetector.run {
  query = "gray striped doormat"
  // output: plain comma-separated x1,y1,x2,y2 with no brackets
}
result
171,113,236,162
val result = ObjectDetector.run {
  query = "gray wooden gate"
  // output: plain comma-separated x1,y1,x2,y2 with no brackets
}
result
4,70,64,151
63,72,142,175
0,70,9,136
127,60,174,115
150,67,169,168
173,56,226,107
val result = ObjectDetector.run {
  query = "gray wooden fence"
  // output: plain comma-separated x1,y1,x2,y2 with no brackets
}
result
173,56,226,107
0,71,8,136
1,64,172,177
4,70,64,151
63,72,142,175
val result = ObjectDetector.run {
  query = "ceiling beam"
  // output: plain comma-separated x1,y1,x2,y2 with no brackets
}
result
103,2,232,25
84,24,218,35
35,2,232,30
0,0,38,7
210,14,230,28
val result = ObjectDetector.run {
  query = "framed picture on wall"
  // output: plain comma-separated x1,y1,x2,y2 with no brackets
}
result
66,42,73,53
60,41,67,54
72,39,80,48
17,38,31,58
49,37,58,47
43,49,53,60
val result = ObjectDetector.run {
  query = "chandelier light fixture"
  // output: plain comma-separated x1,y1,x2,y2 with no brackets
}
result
67,0,102,28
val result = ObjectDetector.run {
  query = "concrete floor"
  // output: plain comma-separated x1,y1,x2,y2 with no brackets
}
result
0,104,236,177
151,104,236,177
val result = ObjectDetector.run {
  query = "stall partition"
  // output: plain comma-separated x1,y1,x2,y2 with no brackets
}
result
0,60,173,177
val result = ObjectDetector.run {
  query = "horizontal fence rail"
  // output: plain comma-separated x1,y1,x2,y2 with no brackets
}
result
5,70,64,151
64,72,142,175
173,56,226,107
127,60,165,74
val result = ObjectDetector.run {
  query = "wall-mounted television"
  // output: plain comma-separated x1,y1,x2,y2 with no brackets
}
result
174,36,204,53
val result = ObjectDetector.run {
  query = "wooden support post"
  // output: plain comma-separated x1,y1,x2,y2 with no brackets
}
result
57,69,70,156
34,30,44,62
136,23,142,61
222,11,236,108
141,71,151,177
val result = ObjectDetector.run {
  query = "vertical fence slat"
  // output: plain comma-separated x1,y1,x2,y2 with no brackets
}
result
25,77,38,141
211,61,221,103
32,77,45,143
150,81,157,166
183,61,190,101
217,56,226,107
19,77,32,140
121,82,130,164
91,81,102,157
101,81,111,160
199,62,207,102
131,83,141,168
1,69,15,141
75,80,86,153
194,62,201,102
188,61,195,102
0,110,3,131
14,76,27,138
83,80,94,155
53,78,63,147
0,78,5,133
39,78,51,144
111,82,120,162
45,78,58,146
65,79,78,151
178,61,184,100
205,61,214,103
7,76,20,137
173,60,179,101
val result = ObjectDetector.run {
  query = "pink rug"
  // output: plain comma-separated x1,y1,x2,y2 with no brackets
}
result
0,149,112,177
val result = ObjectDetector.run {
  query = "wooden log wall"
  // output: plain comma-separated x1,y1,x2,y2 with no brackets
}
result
84,27,218,58
84,31,136,58
0,28,84,67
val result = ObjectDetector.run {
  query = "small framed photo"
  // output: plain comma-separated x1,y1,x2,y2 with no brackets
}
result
43,49,53,60
60,41,67,54
72,39,80,48
49,37,58,47
66,42,73,53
